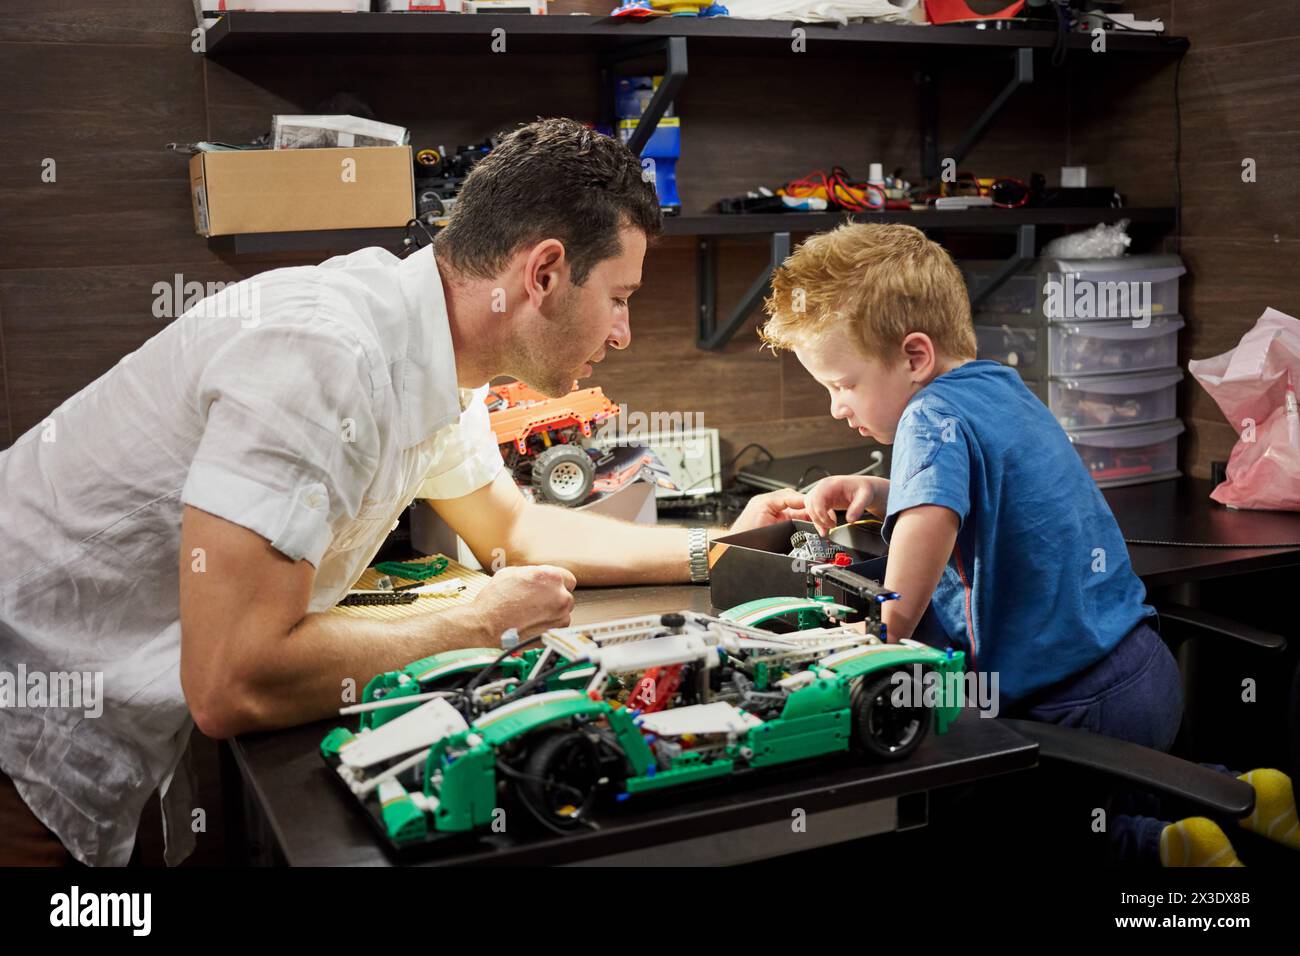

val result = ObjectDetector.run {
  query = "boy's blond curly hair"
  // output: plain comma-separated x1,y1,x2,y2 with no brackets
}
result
759,222,977,362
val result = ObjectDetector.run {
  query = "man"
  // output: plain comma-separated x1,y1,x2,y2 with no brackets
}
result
0,118,804,866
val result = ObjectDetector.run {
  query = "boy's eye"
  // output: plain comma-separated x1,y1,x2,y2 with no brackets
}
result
614,298,628,309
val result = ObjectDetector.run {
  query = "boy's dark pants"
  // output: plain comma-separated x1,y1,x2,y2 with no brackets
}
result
1009,620,1184,753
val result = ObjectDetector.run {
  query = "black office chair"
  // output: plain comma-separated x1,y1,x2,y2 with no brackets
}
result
984,600,1297,866
998,718,1256,864
1155,601,1293,774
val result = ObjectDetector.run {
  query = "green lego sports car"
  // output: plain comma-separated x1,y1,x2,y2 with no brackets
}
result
321,602,965,851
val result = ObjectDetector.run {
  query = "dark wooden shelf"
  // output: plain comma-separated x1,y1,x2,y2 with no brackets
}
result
662,206,1175,236
206,206,1174,256
203,12,1188,57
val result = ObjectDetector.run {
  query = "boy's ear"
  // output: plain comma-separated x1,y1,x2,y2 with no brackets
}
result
901,332,936,378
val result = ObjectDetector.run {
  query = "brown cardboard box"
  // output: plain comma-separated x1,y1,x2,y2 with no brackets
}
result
188,146,414,236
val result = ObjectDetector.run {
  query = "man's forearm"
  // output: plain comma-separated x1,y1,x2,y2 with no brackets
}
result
223,603,491,736
507,501,719,586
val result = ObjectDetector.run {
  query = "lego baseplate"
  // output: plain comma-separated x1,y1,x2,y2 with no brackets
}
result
330,554,490,622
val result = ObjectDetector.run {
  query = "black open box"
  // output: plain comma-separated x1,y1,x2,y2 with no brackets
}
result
708,519,956,652
707,519,887,610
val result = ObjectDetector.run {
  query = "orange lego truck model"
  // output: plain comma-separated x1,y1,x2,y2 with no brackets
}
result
486,381,618,506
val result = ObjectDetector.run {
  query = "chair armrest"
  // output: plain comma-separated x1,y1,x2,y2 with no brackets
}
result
1000,718,1255,818
1156,602,1287,652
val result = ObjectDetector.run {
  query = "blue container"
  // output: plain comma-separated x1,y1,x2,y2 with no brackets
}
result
615,76,681,213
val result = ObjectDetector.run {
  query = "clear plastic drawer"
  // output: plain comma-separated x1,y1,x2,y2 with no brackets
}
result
1048,315,1183,376
963,262,1038,315
975,322,1039,369
1049,369,1182,429
1040,255,1185,323
1067,419,1184,488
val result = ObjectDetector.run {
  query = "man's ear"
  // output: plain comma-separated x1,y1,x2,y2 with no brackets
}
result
523,238,567,309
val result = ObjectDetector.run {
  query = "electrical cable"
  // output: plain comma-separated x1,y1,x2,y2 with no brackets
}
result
797,450,885,494
784,168,886,213
1173,52,1183,253
678,442,775,495
401,217,437,256
1124,538,1300,549
1051,0,1069,68
460,633,547,699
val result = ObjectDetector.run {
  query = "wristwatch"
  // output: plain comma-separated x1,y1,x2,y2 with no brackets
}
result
688,527,710,584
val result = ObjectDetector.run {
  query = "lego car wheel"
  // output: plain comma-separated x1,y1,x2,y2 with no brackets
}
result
532,444,596,506
851,668,931,761
517,729,602,830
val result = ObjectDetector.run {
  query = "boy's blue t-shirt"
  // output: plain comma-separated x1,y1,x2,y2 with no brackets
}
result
881,360,1155,707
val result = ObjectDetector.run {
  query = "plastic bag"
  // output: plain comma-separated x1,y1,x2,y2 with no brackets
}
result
1041,219,1132,259
1188,307,1300,510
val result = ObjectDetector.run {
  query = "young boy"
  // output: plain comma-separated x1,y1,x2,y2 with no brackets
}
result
759,221,1183,751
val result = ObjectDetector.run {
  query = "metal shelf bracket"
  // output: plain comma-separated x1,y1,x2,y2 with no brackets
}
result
600,36,689,156
918,46,1035,180
696,231,790,351
969,223,1037,310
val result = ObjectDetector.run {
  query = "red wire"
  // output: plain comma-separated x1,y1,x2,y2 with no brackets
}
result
785,167,885,212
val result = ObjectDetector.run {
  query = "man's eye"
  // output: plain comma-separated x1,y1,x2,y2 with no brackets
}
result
614,298,628,308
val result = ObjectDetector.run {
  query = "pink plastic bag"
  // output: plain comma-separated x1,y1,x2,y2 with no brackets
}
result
1189,307,1300,510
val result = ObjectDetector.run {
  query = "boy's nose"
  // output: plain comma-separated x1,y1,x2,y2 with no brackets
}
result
830,398,850,420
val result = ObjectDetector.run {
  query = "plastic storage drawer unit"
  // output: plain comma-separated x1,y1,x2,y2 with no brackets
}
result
975,322,1039,369
1049,368,1183,430
1040,255,1186,322
1068,419,1184,488
963,261,1038,315
1049,315,1183,376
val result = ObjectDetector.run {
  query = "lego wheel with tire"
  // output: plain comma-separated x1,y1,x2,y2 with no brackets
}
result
851,667,932,761
532,444,595,506
517,730,602,831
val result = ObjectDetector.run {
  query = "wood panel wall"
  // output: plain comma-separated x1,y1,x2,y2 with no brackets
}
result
1080,1,1300,477
0,0,1076,476
3,4,1296,474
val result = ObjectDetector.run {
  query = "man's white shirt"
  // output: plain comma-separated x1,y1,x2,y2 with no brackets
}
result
0,244,502,865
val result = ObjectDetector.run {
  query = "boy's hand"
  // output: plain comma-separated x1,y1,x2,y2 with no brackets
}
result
806,476,880,536
730,490,810,534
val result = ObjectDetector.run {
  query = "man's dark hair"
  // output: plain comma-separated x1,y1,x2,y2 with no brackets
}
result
433,117,663,286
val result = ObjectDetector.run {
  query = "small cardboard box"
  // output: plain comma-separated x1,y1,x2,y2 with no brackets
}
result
708,519,886,611
188,146,415,237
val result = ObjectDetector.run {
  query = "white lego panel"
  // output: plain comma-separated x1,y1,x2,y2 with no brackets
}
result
549,613,674,646
340,697,469,770
376,779,408,807
542,628,600,662
637,702,764,737
590,634,712,673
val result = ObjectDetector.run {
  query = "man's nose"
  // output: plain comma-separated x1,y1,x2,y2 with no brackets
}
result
608,313,631,351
